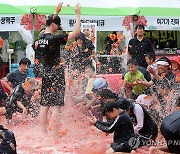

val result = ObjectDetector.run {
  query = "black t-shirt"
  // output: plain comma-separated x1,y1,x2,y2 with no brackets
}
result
35,32,68,68
94,111,135,143
128,38,154,68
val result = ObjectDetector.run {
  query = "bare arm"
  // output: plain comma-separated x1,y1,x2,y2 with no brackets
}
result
55,2,63,14
148,66,161,80
135,78,154,87
68,3,81,40
2,78,13,94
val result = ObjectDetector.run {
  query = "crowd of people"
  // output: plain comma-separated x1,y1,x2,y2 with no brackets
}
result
0,2,180,154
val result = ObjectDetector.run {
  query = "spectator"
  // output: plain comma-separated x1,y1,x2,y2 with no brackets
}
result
128,24,154,68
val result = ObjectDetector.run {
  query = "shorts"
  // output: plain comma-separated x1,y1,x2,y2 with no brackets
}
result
41,65,65,107
34,62,44,78
111,141,132,153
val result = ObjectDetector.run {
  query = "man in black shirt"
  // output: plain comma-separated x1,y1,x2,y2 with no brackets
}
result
32,3,81,136
128,24,154,69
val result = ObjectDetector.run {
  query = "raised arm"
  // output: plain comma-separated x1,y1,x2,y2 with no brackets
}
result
68,3,81,40
55,2,63,14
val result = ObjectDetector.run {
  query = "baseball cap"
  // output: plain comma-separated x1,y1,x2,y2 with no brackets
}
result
92,78,108,92
46,14,62,30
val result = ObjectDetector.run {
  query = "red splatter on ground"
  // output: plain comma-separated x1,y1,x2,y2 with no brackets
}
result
0,98,167,154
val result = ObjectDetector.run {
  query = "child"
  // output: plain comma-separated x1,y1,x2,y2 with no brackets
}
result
124,59,147,100
88,101,135,153
5,78,37,120
85,78,109,120
90,88,119,121
116,97,158,146
145,53,157,78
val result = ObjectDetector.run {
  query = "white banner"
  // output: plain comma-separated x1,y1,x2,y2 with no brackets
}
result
1,15,180,31
61,15,125,31
0,15,25,31
146,16,180,30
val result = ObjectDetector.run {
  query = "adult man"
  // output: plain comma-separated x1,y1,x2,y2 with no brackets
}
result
128,24,154,69
2,58,31,94
32,3,81,136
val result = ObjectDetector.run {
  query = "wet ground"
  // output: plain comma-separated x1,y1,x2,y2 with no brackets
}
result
0,98,168,154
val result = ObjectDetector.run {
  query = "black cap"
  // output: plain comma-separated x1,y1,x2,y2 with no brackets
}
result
46,14,62,30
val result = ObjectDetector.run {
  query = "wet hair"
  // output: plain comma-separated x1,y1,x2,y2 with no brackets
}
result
98,89,118,100
135,24,145,30
144,53,156,61
19,58,31,66
46,14,61,26
102,101,119,116
116,96,134,111
127,58,138,66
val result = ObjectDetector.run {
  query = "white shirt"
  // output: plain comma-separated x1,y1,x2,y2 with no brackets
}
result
133,104,144,134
